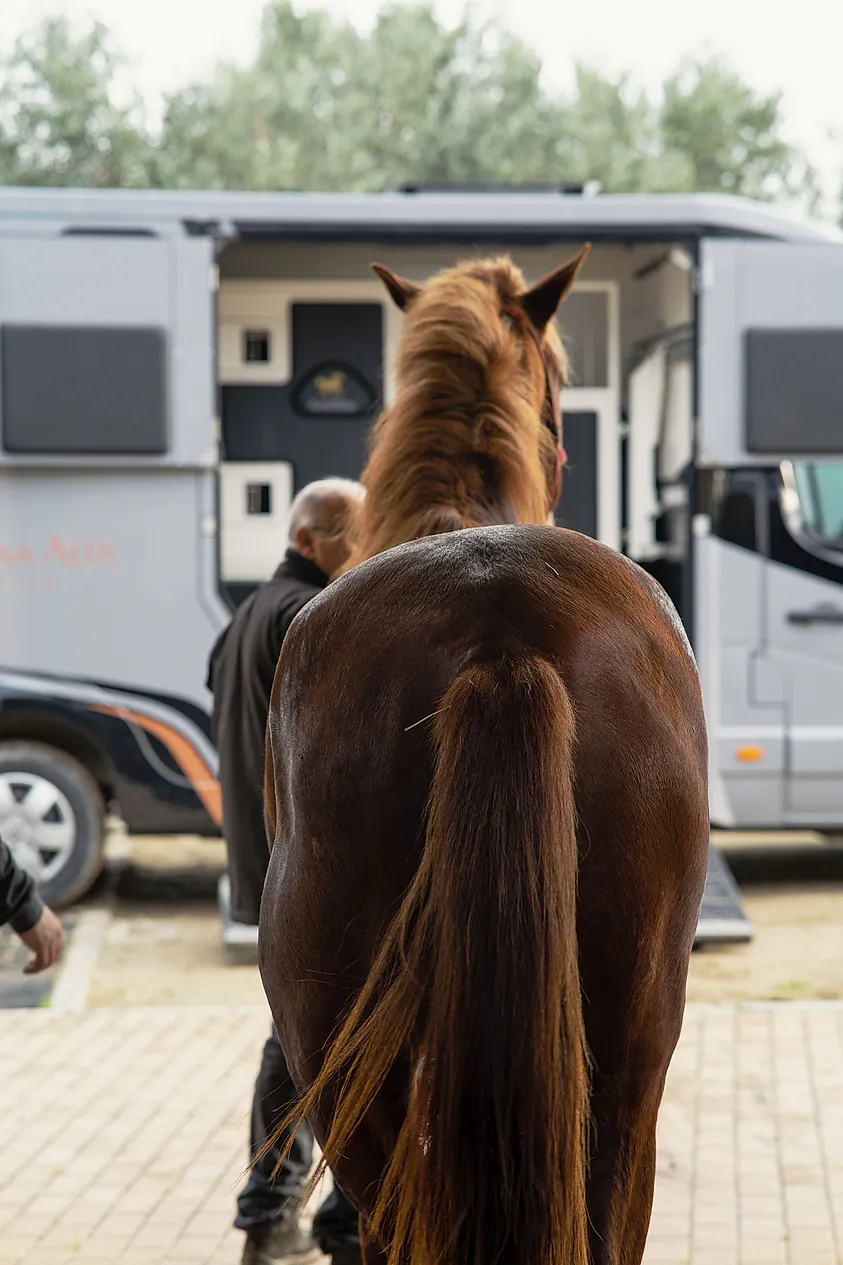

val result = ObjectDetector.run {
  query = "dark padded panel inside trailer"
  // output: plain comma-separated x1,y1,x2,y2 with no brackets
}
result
1,325,167,455
292,303,382,402
745,329,843,454
555,411,598,538
222,302,383,489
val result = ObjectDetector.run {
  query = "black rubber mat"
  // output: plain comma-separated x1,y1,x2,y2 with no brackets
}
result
695,846,753,945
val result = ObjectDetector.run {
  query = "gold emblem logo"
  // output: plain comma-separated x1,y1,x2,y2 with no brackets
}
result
313,370,346,398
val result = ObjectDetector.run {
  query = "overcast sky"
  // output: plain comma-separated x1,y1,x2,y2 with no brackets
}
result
1,0,840,214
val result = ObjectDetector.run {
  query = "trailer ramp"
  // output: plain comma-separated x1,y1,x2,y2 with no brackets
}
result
695,844,753,946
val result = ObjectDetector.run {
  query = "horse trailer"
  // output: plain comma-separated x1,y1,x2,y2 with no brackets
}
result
1,185,842,926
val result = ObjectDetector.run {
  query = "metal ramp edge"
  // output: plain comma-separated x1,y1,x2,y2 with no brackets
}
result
695,844,753,946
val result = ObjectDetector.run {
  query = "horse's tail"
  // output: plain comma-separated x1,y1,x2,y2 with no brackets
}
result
275,654,590,1265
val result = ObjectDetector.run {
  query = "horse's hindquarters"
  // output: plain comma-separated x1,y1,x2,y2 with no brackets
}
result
259,524,710,1265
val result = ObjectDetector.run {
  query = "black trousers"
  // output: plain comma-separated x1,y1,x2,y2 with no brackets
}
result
236,1028,361,1251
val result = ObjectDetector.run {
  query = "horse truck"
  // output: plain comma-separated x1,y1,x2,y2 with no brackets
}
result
1,183,842,943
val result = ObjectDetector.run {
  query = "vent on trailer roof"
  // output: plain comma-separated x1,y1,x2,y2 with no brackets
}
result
396,181,602,196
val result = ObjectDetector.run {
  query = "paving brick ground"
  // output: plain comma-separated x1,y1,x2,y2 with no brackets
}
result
1,1002,842,1265
0,1005,270,1265
644,1004,843,1265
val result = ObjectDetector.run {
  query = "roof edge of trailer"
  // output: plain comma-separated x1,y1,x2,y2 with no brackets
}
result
0,186,839,244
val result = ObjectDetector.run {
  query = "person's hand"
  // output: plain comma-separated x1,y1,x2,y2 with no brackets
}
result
19,907,64,974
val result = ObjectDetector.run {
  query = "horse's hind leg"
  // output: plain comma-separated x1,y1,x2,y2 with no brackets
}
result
311,1072,406,1265
579,887,701,1264
584,1059,667,1264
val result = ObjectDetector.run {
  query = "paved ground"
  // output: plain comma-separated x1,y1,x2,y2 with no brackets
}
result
2,1001,842,1264
3,832,843,1263
0,1005,272,1265
645,1003,843,1265
690,838,843,1004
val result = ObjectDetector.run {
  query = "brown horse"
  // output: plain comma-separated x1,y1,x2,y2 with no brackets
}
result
259,250,709,1265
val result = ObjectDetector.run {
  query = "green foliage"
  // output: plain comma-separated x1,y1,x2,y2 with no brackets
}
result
0,16,151,187
0,3,821,212
154,5,567,191
660,56,820,207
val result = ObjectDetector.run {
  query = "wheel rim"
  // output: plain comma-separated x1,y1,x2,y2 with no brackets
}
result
0,771,77,885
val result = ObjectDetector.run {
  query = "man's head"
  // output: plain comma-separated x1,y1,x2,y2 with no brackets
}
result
287,477,365,578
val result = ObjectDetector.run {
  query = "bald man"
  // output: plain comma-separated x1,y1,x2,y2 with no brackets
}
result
209,477,363,929
207,477,364,1265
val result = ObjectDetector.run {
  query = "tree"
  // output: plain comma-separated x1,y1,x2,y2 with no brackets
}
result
556,65,689,195
0,16,151,188
156,7,820,205
659,56,819,209
0,4,824,213
156,4,568,191
552,59,818,208
348,7,565,189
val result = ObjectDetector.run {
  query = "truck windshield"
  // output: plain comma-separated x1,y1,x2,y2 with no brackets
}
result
791,462,843,548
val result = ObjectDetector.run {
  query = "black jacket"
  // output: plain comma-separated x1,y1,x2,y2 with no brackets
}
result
207,549,328,924
0,836,44,934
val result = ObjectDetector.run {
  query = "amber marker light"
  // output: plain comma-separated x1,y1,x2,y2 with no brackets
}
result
735,746,765,764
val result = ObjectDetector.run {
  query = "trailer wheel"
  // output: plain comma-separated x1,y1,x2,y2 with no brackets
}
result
0,742,106,909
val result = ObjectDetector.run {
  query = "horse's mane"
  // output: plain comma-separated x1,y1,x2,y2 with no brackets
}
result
343,256,569,570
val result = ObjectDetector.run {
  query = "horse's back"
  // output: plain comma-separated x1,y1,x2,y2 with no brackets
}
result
275,523,703,752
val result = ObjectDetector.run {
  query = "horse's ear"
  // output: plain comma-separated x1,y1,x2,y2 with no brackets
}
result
371,263,423,312
517,244,591,331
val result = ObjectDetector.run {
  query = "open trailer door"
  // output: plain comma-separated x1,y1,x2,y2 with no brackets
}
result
695,237,843,940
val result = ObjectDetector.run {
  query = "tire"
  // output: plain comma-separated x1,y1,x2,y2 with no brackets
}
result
0,741,106,909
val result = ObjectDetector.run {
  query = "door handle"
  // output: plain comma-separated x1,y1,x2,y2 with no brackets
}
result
787,603,843,626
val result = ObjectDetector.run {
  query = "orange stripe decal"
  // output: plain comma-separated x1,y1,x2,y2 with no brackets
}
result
91,704,223,828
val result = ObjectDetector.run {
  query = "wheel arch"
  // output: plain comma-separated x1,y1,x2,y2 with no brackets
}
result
0,714,115,805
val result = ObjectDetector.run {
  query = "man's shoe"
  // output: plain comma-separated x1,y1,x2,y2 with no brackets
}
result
219,875,259,948
241,1218,324,1265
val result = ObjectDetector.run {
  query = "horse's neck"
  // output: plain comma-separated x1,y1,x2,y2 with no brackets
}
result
344,383,546,569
